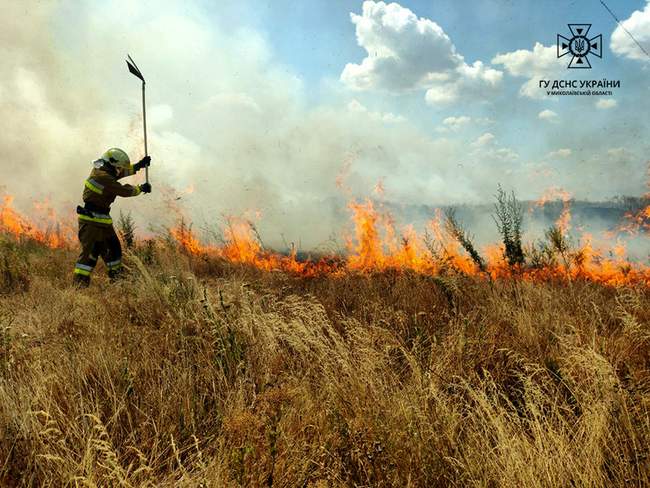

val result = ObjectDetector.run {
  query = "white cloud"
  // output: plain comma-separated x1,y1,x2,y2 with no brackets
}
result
457,60,503,85
424,60,502,105
595,98,617,109
424,83,458,104
611,2,650,62
347,99,405,123
538,109,558,121
341,1,502,104
341,1,459,91
436,115,493,133
442,115,471,129
493,147,519,162
466,132,519,165
492,42,562,98
607,147,631,159
547,148,571,159
472,132,495,147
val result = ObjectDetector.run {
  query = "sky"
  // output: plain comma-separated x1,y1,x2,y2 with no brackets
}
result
1,0,650,248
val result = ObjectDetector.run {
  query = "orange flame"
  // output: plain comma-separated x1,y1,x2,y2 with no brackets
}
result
2,179,649,288
0,195,74,248
168,192,649,287
170,220,205,255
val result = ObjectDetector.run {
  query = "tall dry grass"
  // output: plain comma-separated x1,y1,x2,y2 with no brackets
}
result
0,236,649,487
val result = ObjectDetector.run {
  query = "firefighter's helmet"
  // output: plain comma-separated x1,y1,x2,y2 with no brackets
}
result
101,148,131,169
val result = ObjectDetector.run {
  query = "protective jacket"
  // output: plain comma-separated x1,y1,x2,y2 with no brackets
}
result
79,164,142,226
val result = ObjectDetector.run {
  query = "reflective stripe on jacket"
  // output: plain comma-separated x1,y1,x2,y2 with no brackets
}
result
81,165,141,223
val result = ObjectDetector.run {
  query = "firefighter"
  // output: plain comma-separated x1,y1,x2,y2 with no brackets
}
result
73,148,151,286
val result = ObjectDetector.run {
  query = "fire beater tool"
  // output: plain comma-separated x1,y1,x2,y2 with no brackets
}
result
125,55,149,184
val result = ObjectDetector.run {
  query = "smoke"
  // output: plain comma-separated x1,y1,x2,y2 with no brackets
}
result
0,0,648,251
0,1,104,200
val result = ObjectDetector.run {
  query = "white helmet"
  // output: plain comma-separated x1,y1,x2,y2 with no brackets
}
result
100,148,131,169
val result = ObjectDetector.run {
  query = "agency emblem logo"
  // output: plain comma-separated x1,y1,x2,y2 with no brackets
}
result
557,24,602,69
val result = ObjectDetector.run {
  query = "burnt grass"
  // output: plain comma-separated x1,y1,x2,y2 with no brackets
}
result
0,237,649,487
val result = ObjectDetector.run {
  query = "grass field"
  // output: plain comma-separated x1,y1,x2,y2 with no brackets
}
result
1,235,649,487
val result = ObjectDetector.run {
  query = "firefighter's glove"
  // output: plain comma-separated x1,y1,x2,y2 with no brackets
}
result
140,183,152,194
134,156,151,171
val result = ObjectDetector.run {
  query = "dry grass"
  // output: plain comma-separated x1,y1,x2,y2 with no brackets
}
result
0,236,649,487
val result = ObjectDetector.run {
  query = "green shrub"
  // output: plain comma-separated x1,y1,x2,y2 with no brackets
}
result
493,185,525,267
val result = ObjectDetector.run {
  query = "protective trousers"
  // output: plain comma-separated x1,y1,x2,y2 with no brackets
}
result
73,222,123,286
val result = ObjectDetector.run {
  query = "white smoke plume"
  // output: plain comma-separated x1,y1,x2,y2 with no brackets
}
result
0,0,648,251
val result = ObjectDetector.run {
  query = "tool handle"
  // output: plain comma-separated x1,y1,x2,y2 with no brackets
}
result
141,82,148,184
